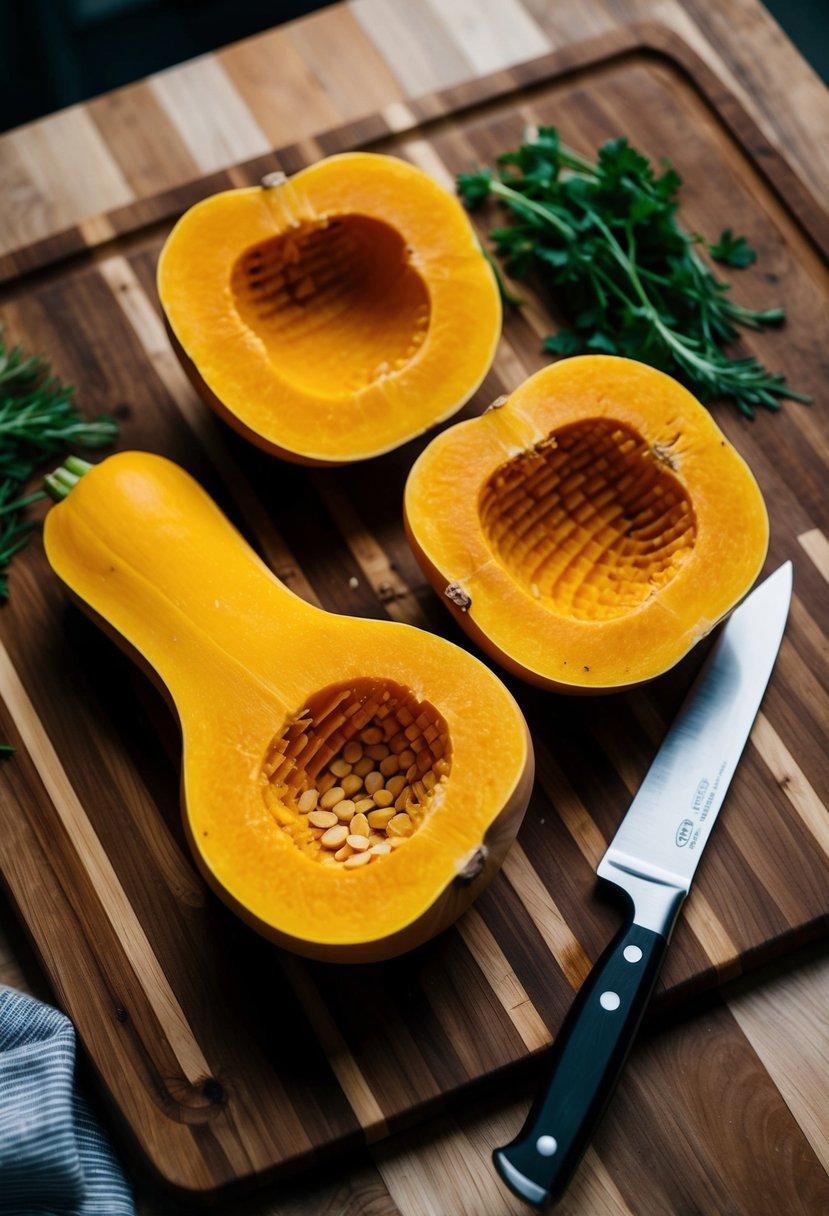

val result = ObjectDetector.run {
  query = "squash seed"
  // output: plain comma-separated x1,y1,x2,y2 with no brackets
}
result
309,809,338,829
369,843,392,856
334,844,353,861
360,726,383,745
329,757,352,778
350,812,370,837
366,742,390,761
353,756,374,778
321,824,349,849
373,789,394,807
398,748,416,768
379,754,399,777
341,774,363,798
354,797,375,815
367,808,395,829
346,833,370,852
343,851,372,869
333,799,356,822
343,740,363,765
297,789,318,814
364,771,384,795
319,786,345,810
385,774,405,798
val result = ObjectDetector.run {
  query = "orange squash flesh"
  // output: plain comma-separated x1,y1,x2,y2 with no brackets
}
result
157,153,502,465
43,452,532,962
404,356,769,693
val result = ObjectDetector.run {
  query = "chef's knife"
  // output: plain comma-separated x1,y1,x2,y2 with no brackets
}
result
493,561,792,1210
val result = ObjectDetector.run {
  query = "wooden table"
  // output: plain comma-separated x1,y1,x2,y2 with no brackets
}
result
1,2,828,1213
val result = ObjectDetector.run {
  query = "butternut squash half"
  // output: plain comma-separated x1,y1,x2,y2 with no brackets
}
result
43,452,532,962
157,153,501,465
404,356,769,693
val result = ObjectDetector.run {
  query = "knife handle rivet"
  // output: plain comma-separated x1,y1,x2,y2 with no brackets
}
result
623,945,643,963
599,991,621,1011
536,1135,558,1156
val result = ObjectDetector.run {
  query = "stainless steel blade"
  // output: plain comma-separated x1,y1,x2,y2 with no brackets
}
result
597,562,792,933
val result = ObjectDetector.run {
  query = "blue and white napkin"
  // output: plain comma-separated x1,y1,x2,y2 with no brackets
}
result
0,986,135,1215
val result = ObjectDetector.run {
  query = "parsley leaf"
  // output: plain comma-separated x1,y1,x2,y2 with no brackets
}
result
0,327,118,599
457,127,809,416
708,228,757,268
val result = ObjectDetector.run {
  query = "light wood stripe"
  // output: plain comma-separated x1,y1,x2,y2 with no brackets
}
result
279,954,388,1137
97,255,321,606
680,890,740,970
569,1148,638,1214
351,0,474,96
397,137,457,191
3,108,134,256
798,527,829,581
148,58,272,175
0,639,210,1084
751,712,829,855
728,951,829,1173
459,908,551,1052
374,1114,528,1216
381,101,419,133
425,0,551,75
78,213,117,247
286,5,407,122
219,27,341,150
501,843,593,989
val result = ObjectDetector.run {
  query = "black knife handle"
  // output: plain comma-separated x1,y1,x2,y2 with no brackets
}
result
493,919,670,1209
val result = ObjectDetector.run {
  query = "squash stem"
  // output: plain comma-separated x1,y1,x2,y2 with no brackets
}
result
44,456,94,502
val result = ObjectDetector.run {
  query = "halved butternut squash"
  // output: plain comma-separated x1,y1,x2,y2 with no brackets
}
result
43,452,532,961
404,356,769,693
157,153,501,465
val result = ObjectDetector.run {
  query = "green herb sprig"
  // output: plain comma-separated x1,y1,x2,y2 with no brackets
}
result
458,128,810,417
0,328,118,598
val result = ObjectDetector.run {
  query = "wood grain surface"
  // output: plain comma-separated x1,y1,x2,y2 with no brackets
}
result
1,4,828,1215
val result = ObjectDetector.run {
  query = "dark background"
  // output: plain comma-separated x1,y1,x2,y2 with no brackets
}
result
0,0,825,135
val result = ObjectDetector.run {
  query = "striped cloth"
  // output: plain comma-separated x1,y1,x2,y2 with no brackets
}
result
0,986,135,1215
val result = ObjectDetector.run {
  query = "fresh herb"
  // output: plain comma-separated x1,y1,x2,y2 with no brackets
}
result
708,228,756,269
458,128,810,417
0,327,118,598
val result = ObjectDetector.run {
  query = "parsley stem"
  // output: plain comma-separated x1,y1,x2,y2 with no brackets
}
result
488,180,577,242
0,490,46,516
462,128,810,413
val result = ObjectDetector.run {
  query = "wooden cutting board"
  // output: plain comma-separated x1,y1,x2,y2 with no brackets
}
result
0,25,827,1200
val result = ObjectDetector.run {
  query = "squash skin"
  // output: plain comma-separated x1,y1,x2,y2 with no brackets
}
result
157,152,502,466
404,356,769,694
43,452,533,962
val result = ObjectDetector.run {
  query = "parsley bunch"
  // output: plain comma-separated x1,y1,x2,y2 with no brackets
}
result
0,327,118,599
458,128,810,417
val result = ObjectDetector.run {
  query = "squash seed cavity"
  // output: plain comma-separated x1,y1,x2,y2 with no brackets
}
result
479,418,696,622
231,215,431,398
261,678,451,869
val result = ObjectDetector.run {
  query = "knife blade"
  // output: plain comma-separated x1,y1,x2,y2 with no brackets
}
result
493,561,792,1210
